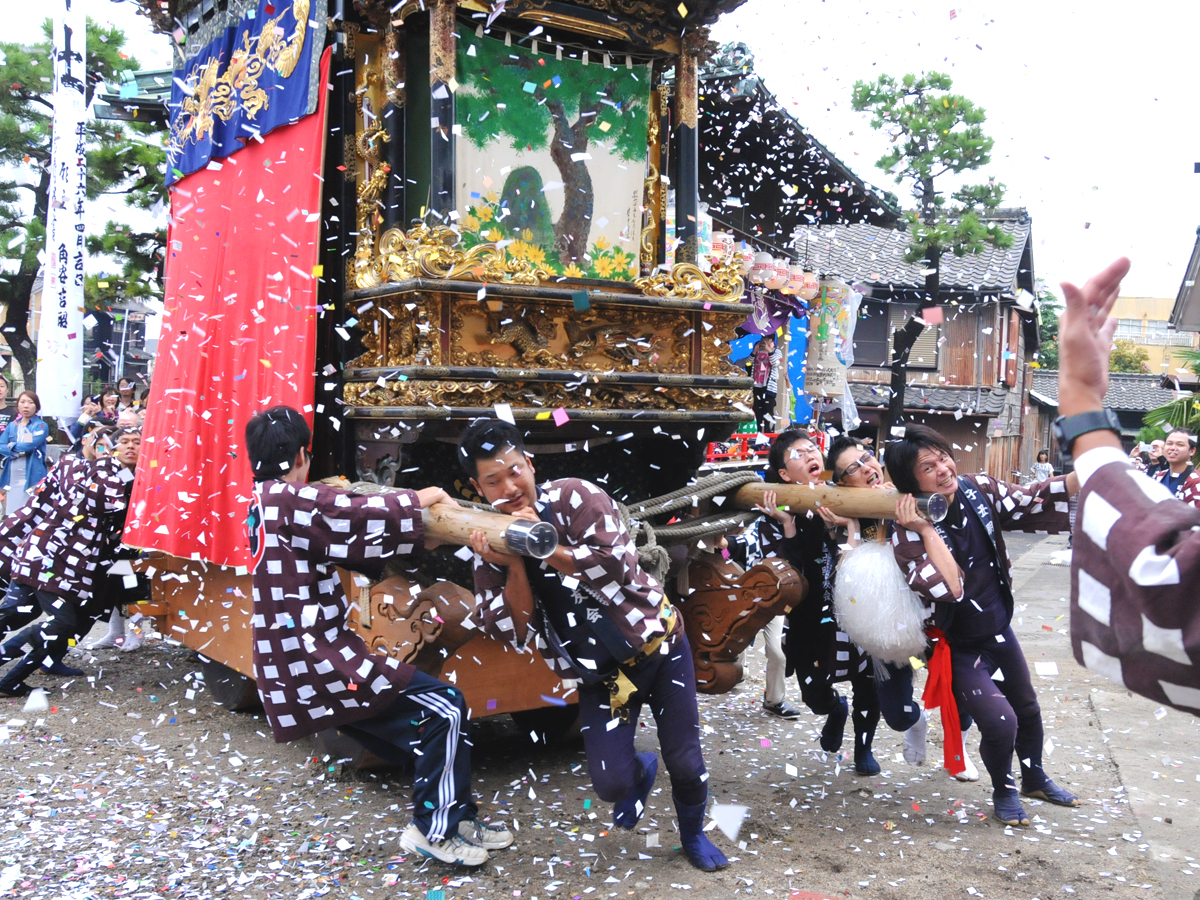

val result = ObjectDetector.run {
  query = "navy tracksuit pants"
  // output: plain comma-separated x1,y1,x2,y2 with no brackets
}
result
341,671,477,842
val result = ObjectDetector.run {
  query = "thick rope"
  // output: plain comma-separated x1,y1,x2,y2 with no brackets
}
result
618,472,767,583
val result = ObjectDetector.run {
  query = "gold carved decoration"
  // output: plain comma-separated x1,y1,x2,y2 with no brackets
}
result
170,0,310,152
675,31,700,130
429,0,457,86
451,300,692,374
353,66,390,276
700,308,747,378
344,379,751,414
640,83,669,273
635,258,745,304
354,225,552,290
349,295,440,369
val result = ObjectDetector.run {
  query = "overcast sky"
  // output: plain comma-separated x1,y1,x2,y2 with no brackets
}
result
12,1,1199,301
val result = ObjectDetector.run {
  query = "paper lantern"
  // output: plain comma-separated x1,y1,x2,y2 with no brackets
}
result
798,269,820,301
711,231,733,263
748,251,775,285
735,246,755,275
764,258,790,291
783,263,805,295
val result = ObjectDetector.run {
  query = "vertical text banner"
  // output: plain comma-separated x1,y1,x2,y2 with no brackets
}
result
37,0,87,415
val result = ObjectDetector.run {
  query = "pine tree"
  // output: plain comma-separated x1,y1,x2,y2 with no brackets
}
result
852,72,1011,426
0,19,166,389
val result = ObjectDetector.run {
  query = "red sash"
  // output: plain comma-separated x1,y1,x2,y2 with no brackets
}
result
921,627,965,776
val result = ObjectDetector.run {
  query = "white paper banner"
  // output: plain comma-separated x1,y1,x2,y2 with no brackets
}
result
37,0,87,416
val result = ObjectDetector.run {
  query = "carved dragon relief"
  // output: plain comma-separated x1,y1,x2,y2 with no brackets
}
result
349,295,440,369
677,556,806,694
343,379,751,413
700,312,748,378
450,301,692,374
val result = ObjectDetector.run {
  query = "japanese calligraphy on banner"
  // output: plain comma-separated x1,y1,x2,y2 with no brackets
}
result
165,0,328,185
36,0,87,416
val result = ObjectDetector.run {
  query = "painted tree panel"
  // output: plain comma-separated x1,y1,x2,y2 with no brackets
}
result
455,34,650,280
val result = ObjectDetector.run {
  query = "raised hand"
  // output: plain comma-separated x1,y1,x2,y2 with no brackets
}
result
1059,257,1130,417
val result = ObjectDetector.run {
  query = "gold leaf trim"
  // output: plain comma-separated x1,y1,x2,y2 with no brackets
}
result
634,258,745,303
355,224,552,290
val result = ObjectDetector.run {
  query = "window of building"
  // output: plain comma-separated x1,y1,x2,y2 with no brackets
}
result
1144,319,1170,335
852,300,889,366
1115,318,1143,338
851,300,939,369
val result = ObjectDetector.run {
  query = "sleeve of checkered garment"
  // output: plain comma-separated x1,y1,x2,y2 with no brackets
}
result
971,473,1072,534
1071,461,1200,715
277,481,424,564
891,523,963,606
470,550,532,651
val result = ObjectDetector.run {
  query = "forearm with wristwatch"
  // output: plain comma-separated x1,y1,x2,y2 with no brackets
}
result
1053,390,1125,483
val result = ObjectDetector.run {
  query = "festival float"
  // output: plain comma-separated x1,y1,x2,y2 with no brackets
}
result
118,0,914,753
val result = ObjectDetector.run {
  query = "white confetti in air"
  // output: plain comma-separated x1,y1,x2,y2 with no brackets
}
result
709,803,749,842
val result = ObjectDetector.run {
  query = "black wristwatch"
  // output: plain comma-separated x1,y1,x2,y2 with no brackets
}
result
1053,409,1122,464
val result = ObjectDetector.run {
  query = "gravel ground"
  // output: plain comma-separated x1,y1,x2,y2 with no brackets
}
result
0,535,1177,900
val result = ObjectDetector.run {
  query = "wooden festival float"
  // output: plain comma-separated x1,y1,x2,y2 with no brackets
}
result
121,0,915,754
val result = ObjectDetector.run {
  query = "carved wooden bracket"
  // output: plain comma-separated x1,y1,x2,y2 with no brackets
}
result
676,556,806,695
346,574,480,679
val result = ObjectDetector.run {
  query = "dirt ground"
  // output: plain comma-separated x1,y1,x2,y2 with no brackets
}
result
0,533,1188,900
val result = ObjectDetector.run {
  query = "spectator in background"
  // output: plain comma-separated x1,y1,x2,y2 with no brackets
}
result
0,392,49,516
751,334,781,433
1146,439,1168,477
1031,450,1055,483
1151,428,1200,508
117,378,139,413
97,387,120,423
0,378,16,433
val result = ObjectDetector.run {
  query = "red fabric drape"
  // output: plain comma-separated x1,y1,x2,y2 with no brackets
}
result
921,627,965,776
124,49,331,568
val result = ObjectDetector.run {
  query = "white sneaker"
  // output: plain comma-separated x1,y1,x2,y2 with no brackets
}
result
458,818,514,850
903,709,928,766
400,823,488,866
953,730,980,782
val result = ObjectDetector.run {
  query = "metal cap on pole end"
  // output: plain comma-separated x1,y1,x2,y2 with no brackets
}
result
503,519,559,559
915,492,949,524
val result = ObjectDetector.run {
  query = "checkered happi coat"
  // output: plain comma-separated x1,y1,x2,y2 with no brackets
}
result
892,473,1071,605
1072,461,1200,715
1151,465,1200,509
249,480,423,743
0,455,93,581
10,457,134,602
471,478,674,682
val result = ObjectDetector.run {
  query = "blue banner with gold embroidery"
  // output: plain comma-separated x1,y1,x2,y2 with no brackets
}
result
166,0,327,185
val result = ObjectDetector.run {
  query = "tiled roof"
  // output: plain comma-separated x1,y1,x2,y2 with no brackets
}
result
699,45,900,249
1031,371,1182,412
791,209,1032,296
850,382,1009,416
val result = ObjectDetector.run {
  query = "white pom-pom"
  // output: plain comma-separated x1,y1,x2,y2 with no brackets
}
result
833,542,930,665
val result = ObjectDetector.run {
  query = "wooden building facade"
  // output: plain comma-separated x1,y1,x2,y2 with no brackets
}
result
792,209,1041,480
